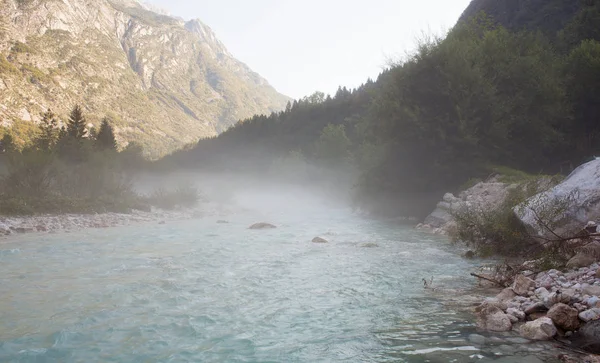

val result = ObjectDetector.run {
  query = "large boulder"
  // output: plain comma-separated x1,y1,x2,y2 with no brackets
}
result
512,274,536,296
517,159,600,238
475,302,513,332
547,303,580,331
520,317,557,340
572,320,600,354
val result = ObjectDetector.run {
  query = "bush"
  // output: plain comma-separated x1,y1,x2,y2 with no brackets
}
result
146,183,200,210
450,178,556,257
0,151,146,216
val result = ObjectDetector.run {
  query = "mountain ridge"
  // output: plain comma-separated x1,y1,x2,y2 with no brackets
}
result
0,0,290,156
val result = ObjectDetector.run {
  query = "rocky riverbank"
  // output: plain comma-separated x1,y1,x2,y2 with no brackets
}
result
0,202,234,239
416,160,600,360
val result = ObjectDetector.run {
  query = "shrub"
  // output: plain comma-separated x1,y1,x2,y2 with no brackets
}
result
146,183,200,210
450,178,560,257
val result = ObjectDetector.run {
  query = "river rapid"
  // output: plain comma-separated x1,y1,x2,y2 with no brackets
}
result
0,184,565,362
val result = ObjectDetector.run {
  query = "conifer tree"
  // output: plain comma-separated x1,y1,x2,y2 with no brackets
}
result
96,118,117,151
67,105,87,139
37,109,59,151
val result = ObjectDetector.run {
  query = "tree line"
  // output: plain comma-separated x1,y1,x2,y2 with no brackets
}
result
163,2,600,217
0,105,191,215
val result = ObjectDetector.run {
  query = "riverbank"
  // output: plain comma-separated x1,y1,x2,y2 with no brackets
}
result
415,160,600,360
0,201,235,239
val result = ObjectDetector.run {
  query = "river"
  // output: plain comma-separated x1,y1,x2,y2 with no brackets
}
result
0,186,563,362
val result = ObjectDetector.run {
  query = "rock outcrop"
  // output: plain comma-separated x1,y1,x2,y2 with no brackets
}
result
420,177,514,234
0,0,289,156
517,159,600,238
312,237,328,244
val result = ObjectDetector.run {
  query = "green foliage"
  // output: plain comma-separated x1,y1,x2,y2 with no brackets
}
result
0,55,20,74
96,118,117,151
0,133,16,154
146,183,200,210
21,63,52,85
36,109,59,151
0,150,145,215
563,39,600,164
313,124,351,164
450,180,545,257
11,41,33,54
66,105,87,139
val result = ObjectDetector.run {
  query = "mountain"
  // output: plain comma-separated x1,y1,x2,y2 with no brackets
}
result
458,0,582,37
0,0,290,157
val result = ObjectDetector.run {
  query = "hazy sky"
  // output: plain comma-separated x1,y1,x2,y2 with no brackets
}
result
148,0,473,99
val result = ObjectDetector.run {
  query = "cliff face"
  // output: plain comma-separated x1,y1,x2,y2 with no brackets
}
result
0,0,289,156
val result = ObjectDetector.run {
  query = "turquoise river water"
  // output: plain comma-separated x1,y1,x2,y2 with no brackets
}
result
0,187,564,362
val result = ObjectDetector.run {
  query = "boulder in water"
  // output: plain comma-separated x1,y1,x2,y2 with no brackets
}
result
520,317,557,340
312,237,328,244
249,223,277,230
475,301,512,332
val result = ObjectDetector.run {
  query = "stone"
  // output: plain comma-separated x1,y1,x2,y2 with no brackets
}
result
507,308,526,320
311,237,328,244
468,334,486,345
475,305,513,332
589,297,600,308
579,308,600,323
596,269,600,278
516,159,600,238
513,275,536,296
567,254,598,269
547,303,580,331
544,291,573,309
584,285,600,297
535,287,550,300
572,320,600,354
520,317,557,340
248,223,277,230
525,302,548,315
496,288,517,303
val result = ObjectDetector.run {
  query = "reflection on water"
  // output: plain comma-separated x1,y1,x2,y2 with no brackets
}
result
0,200,563,362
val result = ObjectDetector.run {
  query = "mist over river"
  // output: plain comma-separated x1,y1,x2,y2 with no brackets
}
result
0,184,564,362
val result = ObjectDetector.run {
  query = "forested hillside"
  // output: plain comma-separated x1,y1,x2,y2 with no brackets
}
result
163,0,600,217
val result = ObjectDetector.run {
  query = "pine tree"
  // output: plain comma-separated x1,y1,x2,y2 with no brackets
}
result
67,105,87,139
96,118,117,151
37,109,59,151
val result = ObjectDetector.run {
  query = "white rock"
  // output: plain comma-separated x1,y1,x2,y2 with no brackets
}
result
579,308,600,322
520,317,557,340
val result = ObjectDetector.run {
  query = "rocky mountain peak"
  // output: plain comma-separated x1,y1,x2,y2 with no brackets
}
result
0,0,290,157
